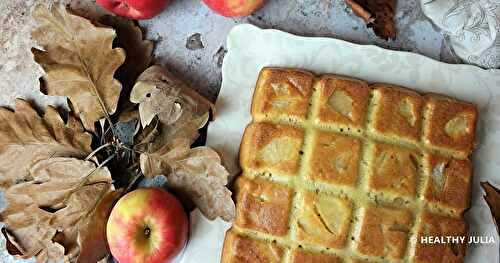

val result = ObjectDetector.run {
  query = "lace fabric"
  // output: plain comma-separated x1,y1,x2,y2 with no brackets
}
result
421,0,500,68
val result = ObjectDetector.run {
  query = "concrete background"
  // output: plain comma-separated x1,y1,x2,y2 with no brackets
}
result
140,0,459,101
0,0,459,107
0,0,460,261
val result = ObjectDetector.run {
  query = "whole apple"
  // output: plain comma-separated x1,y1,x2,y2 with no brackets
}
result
202,0,265,17
107,188,188,263
96,0,171,20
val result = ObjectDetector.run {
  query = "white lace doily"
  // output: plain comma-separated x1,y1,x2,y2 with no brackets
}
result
421,0,500,68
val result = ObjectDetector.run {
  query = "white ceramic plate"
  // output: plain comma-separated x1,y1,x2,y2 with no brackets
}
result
180,24,500,263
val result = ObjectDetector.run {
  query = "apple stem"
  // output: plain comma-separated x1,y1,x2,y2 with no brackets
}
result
144,227,151,238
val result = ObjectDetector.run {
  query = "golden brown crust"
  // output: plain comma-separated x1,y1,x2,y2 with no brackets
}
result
234,176,294,236
221,230,284,263
223,67,478,263
368,84,424,143
240,122,304,176
295,191,352,249
423,154,472,216
251,67,315,122
346,258,374,263
413,212,467,263
422,95,477,159
367,143,421,198
290,249,342,263
313,75,371,129
356,205,412,259
308,131,362,187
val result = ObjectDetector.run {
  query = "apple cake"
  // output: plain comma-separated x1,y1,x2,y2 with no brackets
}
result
221,68,477,262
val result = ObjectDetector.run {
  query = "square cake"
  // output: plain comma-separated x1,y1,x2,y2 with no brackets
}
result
222,67,477,262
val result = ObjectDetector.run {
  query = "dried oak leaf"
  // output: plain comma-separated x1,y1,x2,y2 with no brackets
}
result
75,189,123,263
0,157,113,262
32,5,126,131
345,0,397,40
481,182,500,233
131,66,232,220
0,99,92,188
134,117,161,153
140,138,235,221
99,15,154,91
1,228,22,256
130,65,213,148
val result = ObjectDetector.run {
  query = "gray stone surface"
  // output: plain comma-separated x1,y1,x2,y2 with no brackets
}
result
0,0,459,261
0,0,459,108
141,0,459,101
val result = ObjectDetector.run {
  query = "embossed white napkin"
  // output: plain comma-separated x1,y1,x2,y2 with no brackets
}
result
420,0,500,68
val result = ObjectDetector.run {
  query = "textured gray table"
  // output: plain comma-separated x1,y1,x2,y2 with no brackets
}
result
0,0,458,261
140,0,459,101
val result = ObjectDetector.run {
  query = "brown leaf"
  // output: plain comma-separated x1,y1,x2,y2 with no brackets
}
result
481,182,500,233
50,181,113,262
130,65,213,146
76,189,123,263
0,157,113,261
32,5,126,131
134,117,161,153
99,15,154,90
139,137,195,178
35,241,65,263
1,204,54,260
130,66,230,220
140,139,235,221
345,0,397,40
1,228,22,256
153,111,210,153
0,99,92,188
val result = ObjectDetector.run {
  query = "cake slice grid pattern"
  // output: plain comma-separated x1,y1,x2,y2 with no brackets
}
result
222,68,477,263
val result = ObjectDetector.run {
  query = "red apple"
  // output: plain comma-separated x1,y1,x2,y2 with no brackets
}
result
202,0,265,17
96,0,171,20
106,188,188,263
